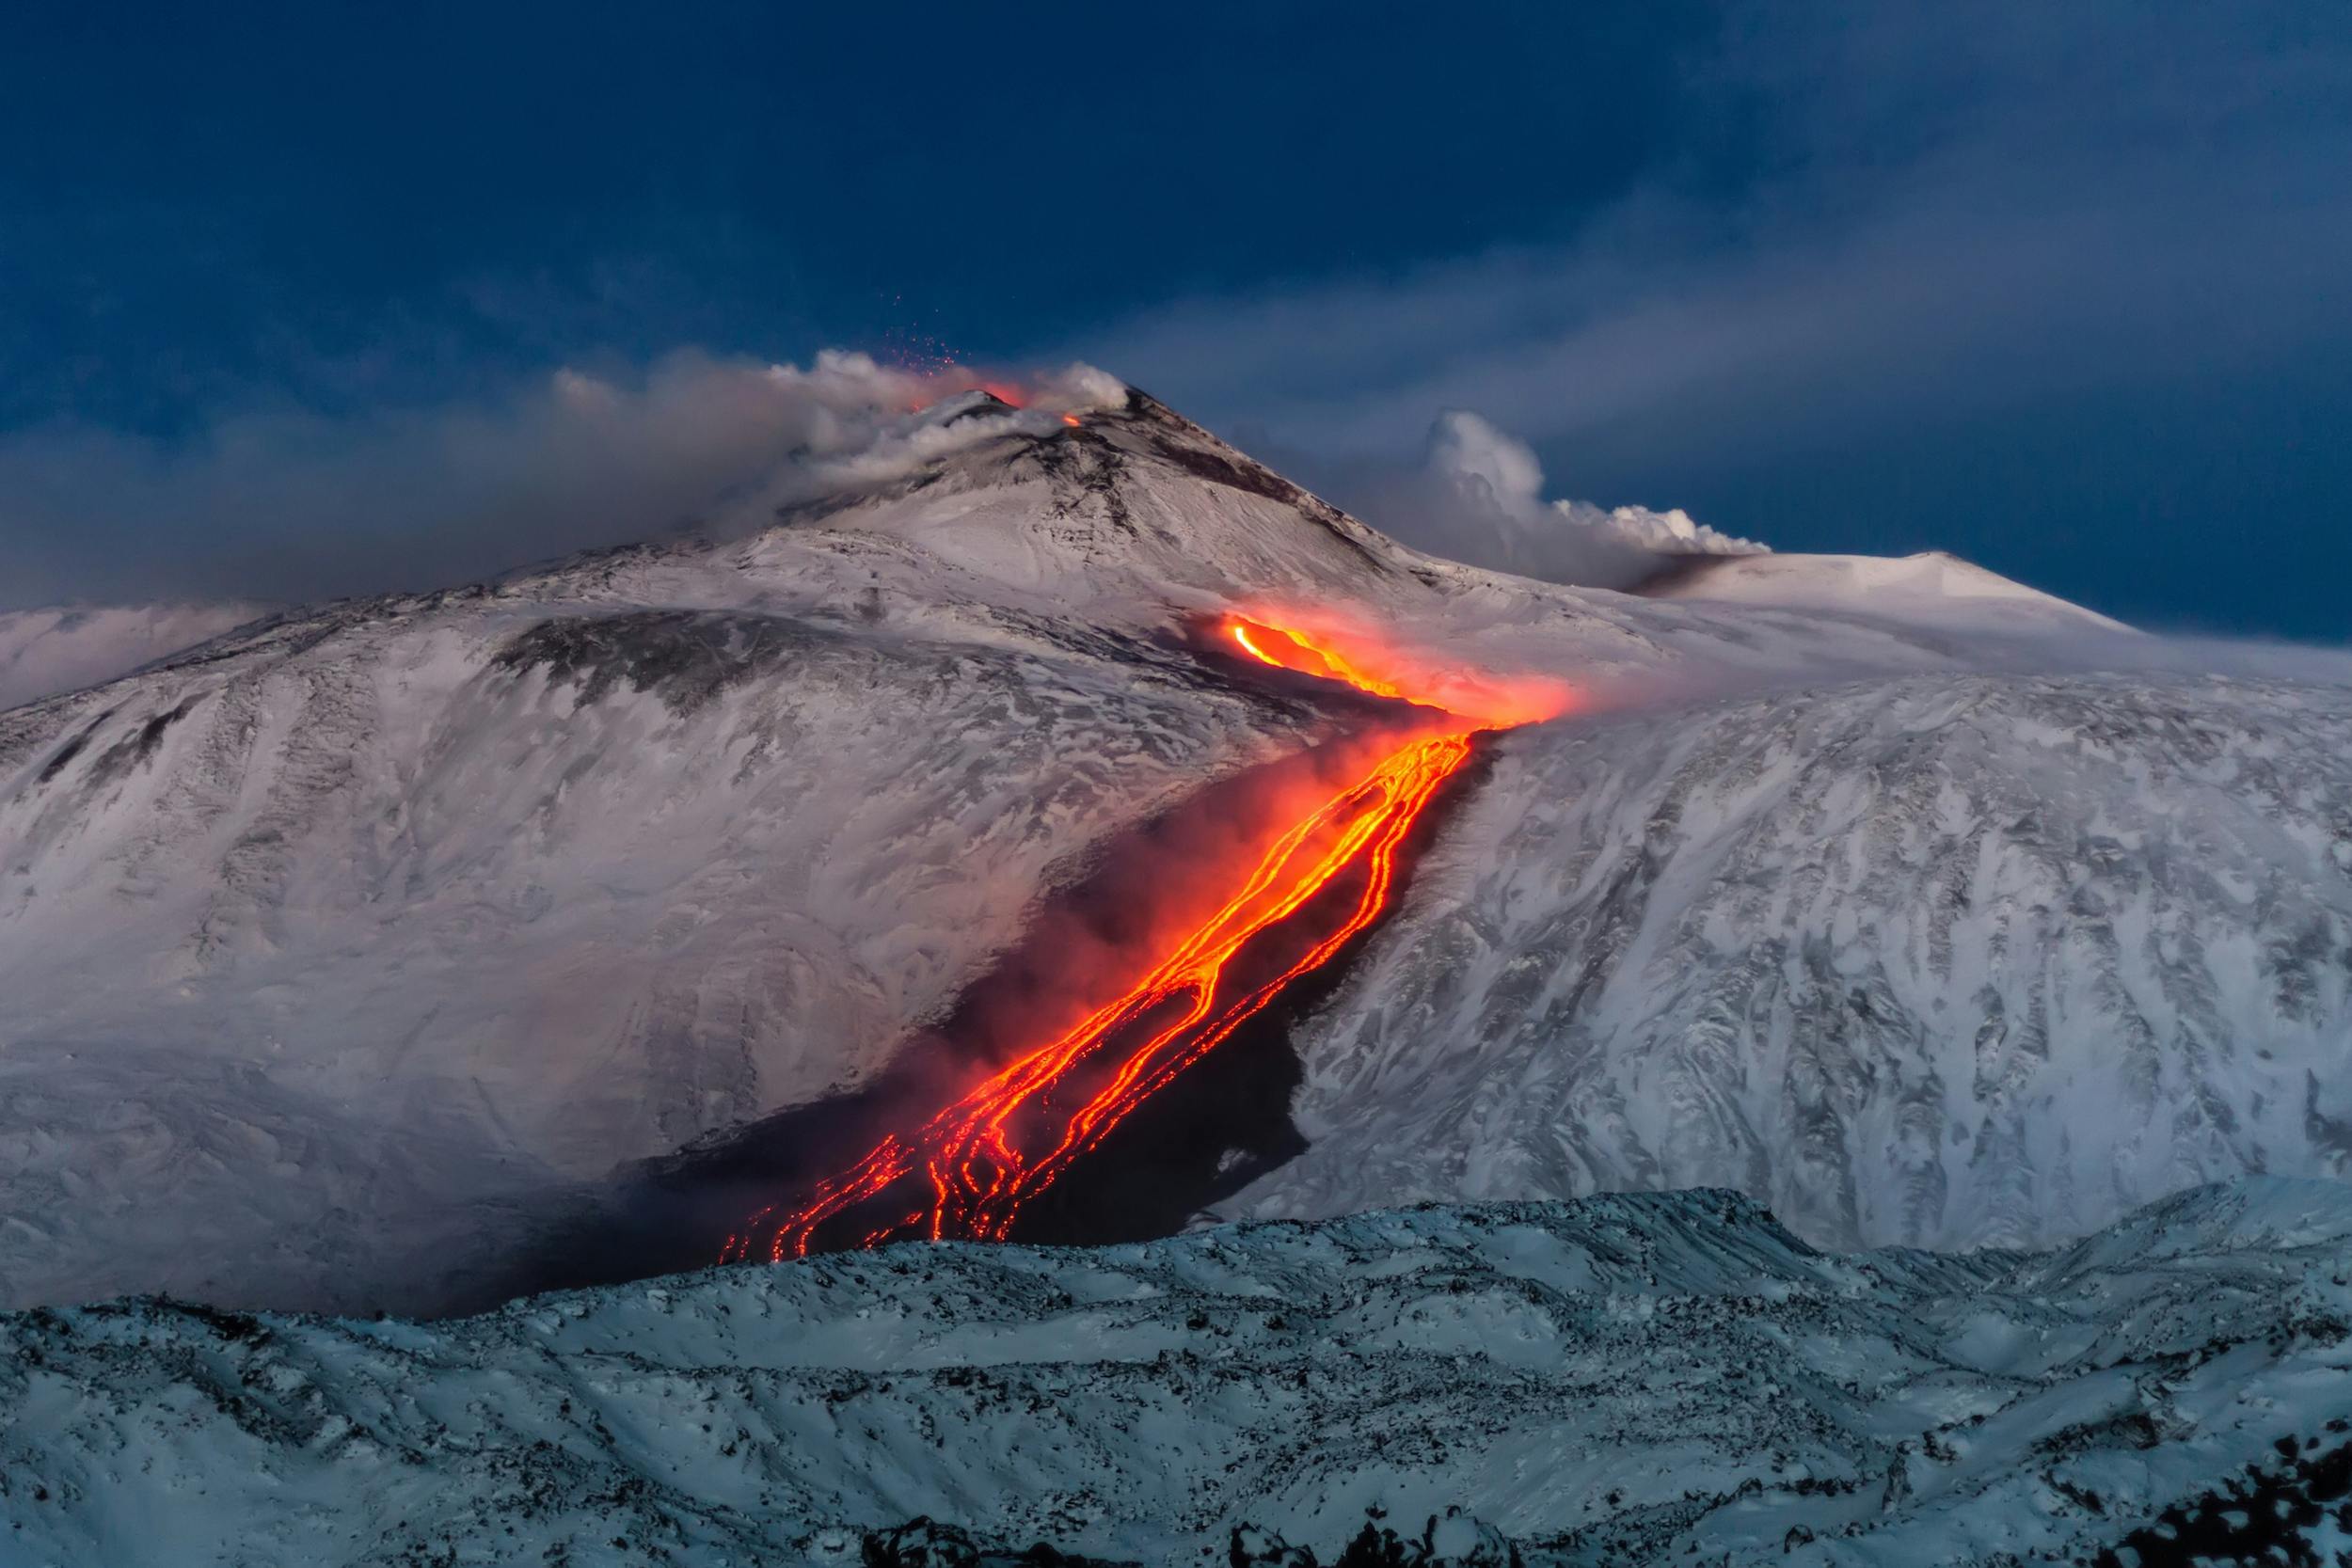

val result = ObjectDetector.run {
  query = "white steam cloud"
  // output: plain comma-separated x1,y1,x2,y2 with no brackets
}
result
1365,410,1764,589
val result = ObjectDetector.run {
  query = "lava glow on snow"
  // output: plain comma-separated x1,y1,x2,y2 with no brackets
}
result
1227,619,1422,708
722,615,1541,1262
1225,613,1575,730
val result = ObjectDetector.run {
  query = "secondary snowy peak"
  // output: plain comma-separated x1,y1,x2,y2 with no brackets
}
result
4,1180,2345,1567
0,593,1325,1313
1639,549,2129,635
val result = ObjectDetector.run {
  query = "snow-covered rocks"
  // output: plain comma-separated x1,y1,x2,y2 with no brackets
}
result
2,1180,2346,1566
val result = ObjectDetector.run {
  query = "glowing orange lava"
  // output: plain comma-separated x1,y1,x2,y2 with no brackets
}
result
1225,618,1424,708
723,613,1540,1262
1225,614,1574,729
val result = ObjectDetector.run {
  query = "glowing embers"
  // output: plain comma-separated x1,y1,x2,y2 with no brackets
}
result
721,728,1474,1262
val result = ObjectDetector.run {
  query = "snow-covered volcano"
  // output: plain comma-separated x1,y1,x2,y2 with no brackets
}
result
1,380,2346,1313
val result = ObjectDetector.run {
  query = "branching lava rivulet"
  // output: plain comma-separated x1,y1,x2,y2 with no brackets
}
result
721,615,1561,1261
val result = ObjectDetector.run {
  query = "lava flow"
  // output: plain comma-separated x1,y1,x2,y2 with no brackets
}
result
722,616,1545,1263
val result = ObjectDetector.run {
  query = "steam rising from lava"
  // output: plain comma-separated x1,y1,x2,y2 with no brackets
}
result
722,614,1555,1263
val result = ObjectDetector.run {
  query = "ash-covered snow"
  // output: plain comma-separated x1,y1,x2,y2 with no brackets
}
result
3,1180,2348,1567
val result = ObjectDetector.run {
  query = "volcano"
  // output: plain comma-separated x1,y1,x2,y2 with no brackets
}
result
2,380,2349,1315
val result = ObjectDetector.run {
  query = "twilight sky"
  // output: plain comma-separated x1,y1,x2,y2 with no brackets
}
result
4,2,2348,636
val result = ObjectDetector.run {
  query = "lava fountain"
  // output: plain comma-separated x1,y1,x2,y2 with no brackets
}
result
721,615,1562,1262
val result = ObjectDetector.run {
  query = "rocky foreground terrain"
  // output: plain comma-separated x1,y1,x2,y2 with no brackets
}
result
5,1179,2348,1566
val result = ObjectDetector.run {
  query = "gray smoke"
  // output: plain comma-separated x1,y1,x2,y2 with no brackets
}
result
0,352,1125,611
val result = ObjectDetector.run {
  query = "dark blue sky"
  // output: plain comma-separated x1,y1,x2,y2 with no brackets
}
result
5,2,2349,637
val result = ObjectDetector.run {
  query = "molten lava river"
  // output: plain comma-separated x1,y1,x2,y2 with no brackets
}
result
723,616,1560,1262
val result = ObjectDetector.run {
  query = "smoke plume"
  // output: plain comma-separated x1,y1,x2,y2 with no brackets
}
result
1349,410,1764,589
0,352,1127,612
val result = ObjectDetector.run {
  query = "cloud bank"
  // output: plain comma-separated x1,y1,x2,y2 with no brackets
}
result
1071,2,2352,485
0,353,1125,611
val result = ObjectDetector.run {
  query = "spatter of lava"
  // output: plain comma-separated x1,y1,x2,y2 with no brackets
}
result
722,616,1543,1262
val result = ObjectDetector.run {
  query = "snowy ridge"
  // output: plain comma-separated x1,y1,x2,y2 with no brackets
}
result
1640,549,2130,635
1233,672,2352,1252
3,1180,2347,1566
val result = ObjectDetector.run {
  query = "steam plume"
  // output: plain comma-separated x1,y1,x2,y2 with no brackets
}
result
1354,410,1765,589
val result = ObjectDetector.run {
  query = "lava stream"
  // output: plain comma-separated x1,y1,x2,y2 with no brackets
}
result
723,617,1518,1263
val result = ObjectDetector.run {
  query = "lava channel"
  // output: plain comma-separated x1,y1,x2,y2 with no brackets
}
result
722,616,1532,1262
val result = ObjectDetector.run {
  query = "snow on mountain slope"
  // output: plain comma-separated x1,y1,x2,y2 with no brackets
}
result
0,388,1640,1315
792,388,1407,610
0,384,2127,1316
3,1179,2347,1567
1229,672,2352,1253
0,602,264,711
0,594,1322,1313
